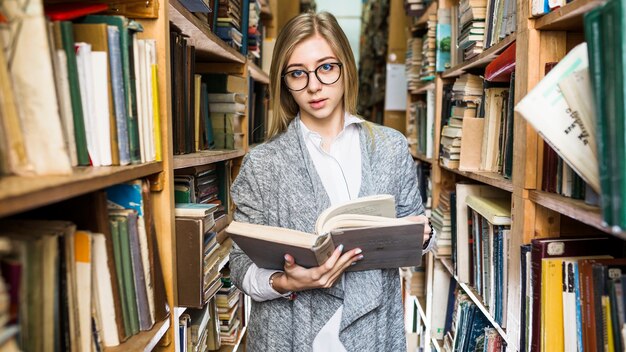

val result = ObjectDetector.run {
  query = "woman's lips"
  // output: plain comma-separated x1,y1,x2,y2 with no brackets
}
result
309,98,327,109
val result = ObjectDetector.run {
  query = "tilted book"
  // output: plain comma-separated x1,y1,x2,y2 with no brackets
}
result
226,195,425,271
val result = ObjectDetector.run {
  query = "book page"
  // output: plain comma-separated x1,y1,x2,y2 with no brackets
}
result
315,194,397,234
319,214,417,235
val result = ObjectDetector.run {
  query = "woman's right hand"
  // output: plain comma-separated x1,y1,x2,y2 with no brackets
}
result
270,245,364,294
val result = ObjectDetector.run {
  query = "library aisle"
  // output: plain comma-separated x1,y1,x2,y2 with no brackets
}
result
0,0,624,351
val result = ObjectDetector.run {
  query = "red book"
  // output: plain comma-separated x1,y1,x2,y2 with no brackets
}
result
484,42,516,82
44,3,109,21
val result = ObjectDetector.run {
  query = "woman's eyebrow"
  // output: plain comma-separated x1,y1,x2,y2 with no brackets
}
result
285,56,338,70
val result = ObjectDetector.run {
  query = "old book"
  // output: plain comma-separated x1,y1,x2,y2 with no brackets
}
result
226,195,425,271
465,196,511,225
458,117,484,171
177,218,216,308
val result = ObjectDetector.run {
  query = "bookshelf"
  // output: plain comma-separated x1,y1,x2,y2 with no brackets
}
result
218,326,247,352
400,0,623,350
106,318,171,352
173,150,246,170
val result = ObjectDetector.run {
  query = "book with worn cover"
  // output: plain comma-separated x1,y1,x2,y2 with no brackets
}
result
226,195,425,271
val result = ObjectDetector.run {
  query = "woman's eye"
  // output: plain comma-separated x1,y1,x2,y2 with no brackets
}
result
290,70,305,78
320,64,333,71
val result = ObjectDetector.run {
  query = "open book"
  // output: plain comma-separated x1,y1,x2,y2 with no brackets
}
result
226,195,425,271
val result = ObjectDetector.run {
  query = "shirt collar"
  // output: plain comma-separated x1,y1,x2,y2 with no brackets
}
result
298,112,363,141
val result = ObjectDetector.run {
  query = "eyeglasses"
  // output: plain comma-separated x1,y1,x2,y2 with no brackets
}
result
282,62,343,91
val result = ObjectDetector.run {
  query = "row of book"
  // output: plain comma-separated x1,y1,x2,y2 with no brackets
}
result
0,179,168,351
530,0,574,17
0,3,161,176
407,91,435,158
439,71,515,179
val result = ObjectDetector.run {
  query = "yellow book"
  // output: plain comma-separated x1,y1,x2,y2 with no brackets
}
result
465,196,511,225
541,258,564,352
151,65,162,161
194,74,202,152
603,296,615,352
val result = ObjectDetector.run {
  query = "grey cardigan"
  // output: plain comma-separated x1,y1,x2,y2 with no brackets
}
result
229,117,424,352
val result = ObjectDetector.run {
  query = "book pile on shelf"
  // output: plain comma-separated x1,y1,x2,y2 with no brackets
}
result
530,0,571,18
206,74,248,150
0,179,168,350
0,3,162,177
439,74,482,169
476,81,512,175
455,0,487,61
247,0,262,62
405,36,424,92
431,188,453,256
175,202,225,308
215,0,244,51
519,236,626,352
217,267,244,345
408,100,427,157
420,13,437,81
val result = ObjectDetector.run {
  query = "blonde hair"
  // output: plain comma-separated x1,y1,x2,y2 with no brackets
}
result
267,11,359,139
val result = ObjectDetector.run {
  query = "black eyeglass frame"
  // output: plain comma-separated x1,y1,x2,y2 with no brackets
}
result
281,62,343,91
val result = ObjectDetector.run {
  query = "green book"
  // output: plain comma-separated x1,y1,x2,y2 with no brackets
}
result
109,218,131,338
82,15,143,164
111,214,140,336
59,21,89,166
584,7,612,228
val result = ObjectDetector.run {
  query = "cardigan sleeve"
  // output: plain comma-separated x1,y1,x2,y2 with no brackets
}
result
229,153,267,291
394,136,425,218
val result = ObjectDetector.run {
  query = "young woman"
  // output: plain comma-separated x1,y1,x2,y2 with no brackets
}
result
229,11,434,352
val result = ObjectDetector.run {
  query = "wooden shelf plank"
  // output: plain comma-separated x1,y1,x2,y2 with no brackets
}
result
431,337,443,352
219,325,247,352
534,0,605,31
439,164,514,192
0,162,163,218
248,62,270,84
169,0,245,63
412,295,428,326
433,256,511,347
410,82,436,95
442,34,516,79
410,149,433,164
173,150,245,169
105,317,170,352
528,189,611,233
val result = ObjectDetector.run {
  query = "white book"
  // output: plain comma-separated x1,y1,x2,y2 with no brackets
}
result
52,49,78,166
515,43,600,193
74,231,92,352
76,43,102,166
133,37,146,163
91,52,112,166
143,39,157,162
5,2,71,175
562,260,577,352
91,233,120,347
426,90,435,158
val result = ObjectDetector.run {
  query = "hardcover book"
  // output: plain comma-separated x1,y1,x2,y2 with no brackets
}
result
226,195,425,271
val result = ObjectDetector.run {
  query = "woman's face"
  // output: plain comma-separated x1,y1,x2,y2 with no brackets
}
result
284,34,345,123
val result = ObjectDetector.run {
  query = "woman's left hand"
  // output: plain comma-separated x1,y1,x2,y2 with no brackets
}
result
403,214,431,246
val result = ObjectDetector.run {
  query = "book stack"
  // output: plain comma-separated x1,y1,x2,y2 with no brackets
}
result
175,164,220,204
0,179,168,350
215,0,244,51
405,36,424,92
408,100,426,156
216,268,243,345
449,292,493,351
0,4,163,176
247,0,262,62
175,203,224,308
419,13,437,81
483,0,516,50
431,188,453,256
401,264,426,297
457,0,487,60
440,74,482,169
205,73,248,150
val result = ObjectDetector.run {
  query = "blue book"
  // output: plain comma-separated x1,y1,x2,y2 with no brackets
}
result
107,25,131,165
436,9,451,72
573,262,583,352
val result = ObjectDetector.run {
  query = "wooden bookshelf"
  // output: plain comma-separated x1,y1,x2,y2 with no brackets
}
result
168,0,246,63
439,164,514,192
534,0,605,31
437,256,454,278
528,190,610,233
249,62,270,84
0,162,162,218
106,317,170,352
219,326,247,352
441,34,516,78
173,150,246,169
413,295,428,325
431,337,443,352
412,1,438,29
410,82,436,95
410,149,433,164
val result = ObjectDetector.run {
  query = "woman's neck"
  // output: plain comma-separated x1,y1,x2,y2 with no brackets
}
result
300,109,345,140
